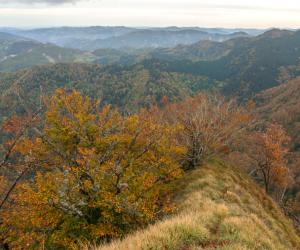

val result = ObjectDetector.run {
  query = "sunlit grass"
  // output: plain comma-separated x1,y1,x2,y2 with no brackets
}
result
89,159,300,250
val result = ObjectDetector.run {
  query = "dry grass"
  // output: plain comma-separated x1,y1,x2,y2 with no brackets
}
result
88,159,300,250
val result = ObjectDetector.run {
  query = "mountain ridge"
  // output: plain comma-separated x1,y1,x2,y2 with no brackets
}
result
93,160,300,250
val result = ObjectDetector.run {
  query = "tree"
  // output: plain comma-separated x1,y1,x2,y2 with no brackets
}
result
149,93,252,170
1,89,184,249
247,124,291,194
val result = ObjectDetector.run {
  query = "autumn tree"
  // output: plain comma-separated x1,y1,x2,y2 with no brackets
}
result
150,93,252,170
247,124,291,195
1,89,184,249
0,110,43,249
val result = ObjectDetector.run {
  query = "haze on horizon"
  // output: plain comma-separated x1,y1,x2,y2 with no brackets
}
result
0,0,299,29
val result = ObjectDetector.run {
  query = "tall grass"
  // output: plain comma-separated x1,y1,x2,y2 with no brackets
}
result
88,160,300,250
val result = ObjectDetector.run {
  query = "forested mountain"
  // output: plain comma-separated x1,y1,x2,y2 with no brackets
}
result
162,29,300,97
0,32,95,72
0,62,218,121
0,32,26,43
91,29,300,99
149,39,235,62
7,26,136,49
82,30,249,50
256,76,300,150
1,29,300,120
7,27,251,50
91,39,232,66
92,48,151,66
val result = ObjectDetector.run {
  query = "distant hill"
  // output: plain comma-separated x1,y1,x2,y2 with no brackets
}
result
7,27,252,51
0,32,96,72
92,48,151,66
93,29,300,98
8,26,136,49
162,29,300,98
91,38,240,66
2,28,299,117
0,32,27,42
149,39,235,62
85,29,249,50
94,160,300,250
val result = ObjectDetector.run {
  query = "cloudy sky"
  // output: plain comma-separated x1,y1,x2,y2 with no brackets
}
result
0,0,299,28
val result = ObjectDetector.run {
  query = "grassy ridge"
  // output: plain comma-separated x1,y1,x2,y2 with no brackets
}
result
93,160,300,250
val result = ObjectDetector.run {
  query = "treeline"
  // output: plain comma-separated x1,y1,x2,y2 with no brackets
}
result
0,89,294,249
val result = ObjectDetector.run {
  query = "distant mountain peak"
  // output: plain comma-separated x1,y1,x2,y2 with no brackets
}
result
260,28,294,38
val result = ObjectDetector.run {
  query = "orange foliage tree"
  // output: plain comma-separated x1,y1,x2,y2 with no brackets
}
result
0,110,42,248
247,124,291,195
149,93,252,170
1,89,184,249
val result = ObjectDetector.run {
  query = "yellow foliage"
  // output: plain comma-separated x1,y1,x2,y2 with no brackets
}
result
2,89,184,249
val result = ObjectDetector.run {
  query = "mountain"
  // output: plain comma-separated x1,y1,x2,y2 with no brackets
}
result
149,39,235,62
91,37,240,66
84,29,249,50
0,32,96,72
162,29,300,98
0,62,218,122
2,28,299,119
0,32,26,42
94,160,300,250
8,27,251,51
1,28,299,109
8,26,136,49
92,48,151,66
92,29,300,99
137,26,264,35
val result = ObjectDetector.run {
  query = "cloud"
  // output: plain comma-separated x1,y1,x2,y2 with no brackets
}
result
0,0,84,5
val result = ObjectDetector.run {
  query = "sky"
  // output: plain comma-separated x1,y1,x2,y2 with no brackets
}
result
0,0,299,28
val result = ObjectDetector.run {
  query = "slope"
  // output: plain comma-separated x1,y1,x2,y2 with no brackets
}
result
94,160,300,250
91,40,233,66
149,39,235,62
88,30,249,50
0,32,95,72
9,27,251,51
164,29,300,98
255,77,300,217
0,63,217,121
256,77,300,149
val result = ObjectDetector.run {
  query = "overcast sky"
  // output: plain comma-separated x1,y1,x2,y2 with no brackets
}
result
0,0,299,28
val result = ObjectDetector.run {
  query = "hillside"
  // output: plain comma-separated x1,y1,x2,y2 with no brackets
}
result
8,27,252,51
0,32,95,72
256,77,300,149
149,39,235,62
10,26,136,50
91,29,300,98
91,40,233,66
255,77,300,213
0,63,217,121
1,28,299,99
164,29,300,98
94,160,300,250
86,30,249,50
